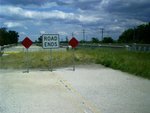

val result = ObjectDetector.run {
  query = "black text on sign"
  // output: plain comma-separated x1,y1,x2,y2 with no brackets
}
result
42,34,59,49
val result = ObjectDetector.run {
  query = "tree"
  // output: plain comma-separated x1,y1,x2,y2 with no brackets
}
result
136,23,150,43
118,22,150,44
0,28,19,46
91,37,99,43
8,30,19,44
102,37,114,43
0,28,7,46
118,29,134,43
37,36,42,43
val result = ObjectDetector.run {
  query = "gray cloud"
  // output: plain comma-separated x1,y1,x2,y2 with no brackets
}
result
74,0,102,10
0,5,100,24
0,0,49,5
102,0,150,21
0,0,149,40
0,0,75,6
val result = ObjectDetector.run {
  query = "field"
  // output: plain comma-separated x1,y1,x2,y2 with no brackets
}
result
0,47,150,79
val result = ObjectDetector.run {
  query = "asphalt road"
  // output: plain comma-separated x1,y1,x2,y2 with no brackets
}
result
0,65,150,113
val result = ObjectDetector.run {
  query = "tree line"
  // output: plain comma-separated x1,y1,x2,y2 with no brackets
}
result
0,28,19,46
37,36,114,44
36,22,150,44
118,22,150,44
90,22,150,44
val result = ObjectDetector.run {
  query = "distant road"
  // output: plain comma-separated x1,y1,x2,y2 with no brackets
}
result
3,45,66,54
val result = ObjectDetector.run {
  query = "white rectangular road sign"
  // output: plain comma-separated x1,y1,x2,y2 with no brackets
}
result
42,34,59,49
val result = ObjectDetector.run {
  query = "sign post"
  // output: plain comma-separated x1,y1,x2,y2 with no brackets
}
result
26,48,29,72
0,46,3,69
22,37,33,73
69,37,79,71
42,34,59,71
50,49,52,71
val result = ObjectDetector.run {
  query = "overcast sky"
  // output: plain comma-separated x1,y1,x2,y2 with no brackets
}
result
0,0,150,41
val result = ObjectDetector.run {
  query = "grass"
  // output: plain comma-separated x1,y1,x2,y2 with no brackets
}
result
77,48,150,79
0,48,150,79
0,50,92,69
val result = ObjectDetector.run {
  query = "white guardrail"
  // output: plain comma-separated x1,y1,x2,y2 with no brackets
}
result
126,44,150,52
0,44,17,56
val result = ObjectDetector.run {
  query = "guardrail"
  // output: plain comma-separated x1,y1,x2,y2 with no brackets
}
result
126,44,150,52
0,46,4,57
0,44,17,56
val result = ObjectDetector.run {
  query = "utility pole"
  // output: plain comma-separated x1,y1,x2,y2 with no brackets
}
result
82,29,85,42
99,28,104,41
133,27,136,43
66,36,68,43
72,32,74,37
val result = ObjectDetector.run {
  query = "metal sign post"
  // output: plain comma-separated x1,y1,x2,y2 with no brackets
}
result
73,48,75,71
0,46,4,69
42,34,59,71
0,47,2,69
22,37,33,73
49,49,53,71
0,57,1,69
26,48,29,73
69,37,79,71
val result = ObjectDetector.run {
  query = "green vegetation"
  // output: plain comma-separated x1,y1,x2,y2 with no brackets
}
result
0,28,19,46
91,37,99,43
102,37,114,43
86,37,114,44
0,48,150,79
0,50,91,69
118,22,150,44
78,48,150,79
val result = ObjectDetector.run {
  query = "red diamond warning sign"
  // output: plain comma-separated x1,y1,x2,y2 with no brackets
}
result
22,37,33,49
69,37,79,48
